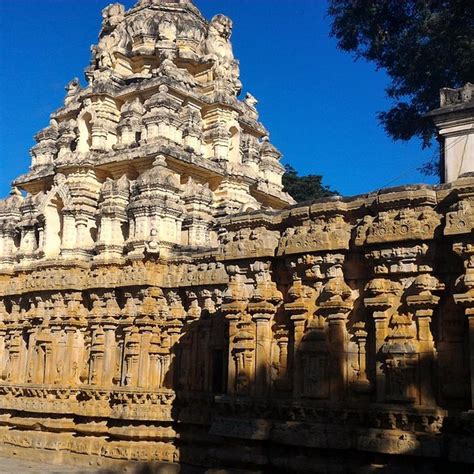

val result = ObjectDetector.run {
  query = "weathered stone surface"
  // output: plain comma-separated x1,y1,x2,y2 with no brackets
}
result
0,1,473,472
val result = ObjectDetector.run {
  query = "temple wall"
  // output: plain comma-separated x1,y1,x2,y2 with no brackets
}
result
0,174,472,471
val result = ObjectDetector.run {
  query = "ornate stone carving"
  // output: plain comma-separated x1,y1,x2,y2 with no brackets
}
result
356,207,441,245
278,213,350,255
445,199,474,236
218,225,279,259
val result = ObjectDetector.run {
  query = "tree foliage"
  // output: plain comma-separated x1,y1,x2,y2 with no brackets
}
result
282,164,337,203
328,0,474,174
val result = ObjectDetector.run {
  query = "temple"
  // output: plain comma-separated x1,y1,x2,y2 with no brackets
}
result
0,0,473,472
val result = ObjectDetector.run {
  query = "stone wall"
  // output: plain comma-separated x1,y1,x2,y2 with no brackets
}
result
0,174,473,471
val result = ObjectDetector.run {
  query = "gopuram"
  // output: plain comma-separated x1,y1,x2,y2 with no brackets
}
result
0,0,473,472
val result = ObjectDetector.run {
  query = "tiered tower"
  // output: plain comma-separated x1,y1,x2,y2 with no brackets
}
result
2,0,293,268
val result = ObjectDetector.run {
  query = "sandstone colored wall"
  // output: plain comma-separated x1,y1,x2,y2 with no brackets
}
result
0,174,473,471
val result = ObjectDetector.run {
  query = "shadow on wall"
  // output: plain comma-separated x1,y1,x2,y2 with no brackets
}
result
91,246,471,473
0,239,472,473
91,278,471,473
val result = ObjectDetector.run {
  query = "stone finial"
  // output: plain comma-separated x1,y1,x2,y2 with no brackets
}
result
101,3,125,31
440,83,474,107
244,93,258,109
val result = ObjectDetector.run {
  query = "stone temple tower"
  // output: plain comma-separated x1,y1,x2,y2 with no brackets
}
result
3,0,293,266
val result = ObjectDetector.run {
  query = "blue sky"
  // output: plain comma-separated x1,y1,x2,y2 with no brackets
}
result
0,0,438,198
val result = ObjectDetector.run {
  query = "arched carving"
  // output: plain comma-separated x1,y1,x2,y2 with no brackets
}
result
37,182,73,258
77,109,95,153
43,196,64,258
37,179,73,213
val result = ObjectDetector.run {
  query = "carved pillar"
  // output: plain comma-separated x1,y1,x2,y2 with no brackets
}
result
445,192,474,408
90,97,120,151
61,209,77,251
182,178,213,248
364,278,401,403
318,277,353,401
232,313,255,395
75,216,90,248
252,315,271,396
56,120,76,159
123,327,140,387
101,292,121,386
47,294,65,384
135,296,156,389
274,329,289,388
0,302,8,377
6,331,21,383
148,332,162,389
134,287,175,388
23,297,40,383
19,227,37,257
95,176,130,260
406,274,444,407
60,169,101,260
89,325,105,385
143,85,181,144
248,261,282,397
0,228,18,268
88,292,105,385
102,322,118,386
30,123,58,166
168,291,186,388
0,189,23,268
116,97,144,148
127,156,183,258
166,319,183,390
138,326,152,388
225,313,239,394
351,322,370,393
177,291,198,391
44,344,54,384
222,265,250,394
17,193,39,263
285,277,313,398
453,241,474,409
60,292,87,386
18,198,39,262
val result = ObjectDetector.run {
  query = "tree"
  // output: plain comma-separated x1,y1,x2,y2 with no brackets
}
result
328,0,474,175
282,164,337,203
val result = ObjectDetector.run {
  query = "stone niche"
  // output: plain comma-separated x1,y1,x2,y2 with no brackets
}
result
0,0,473,472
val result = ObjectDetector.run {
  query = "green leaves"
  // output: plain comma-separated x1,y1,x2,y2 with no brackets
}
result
282,165,337,203
328,0,474,173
